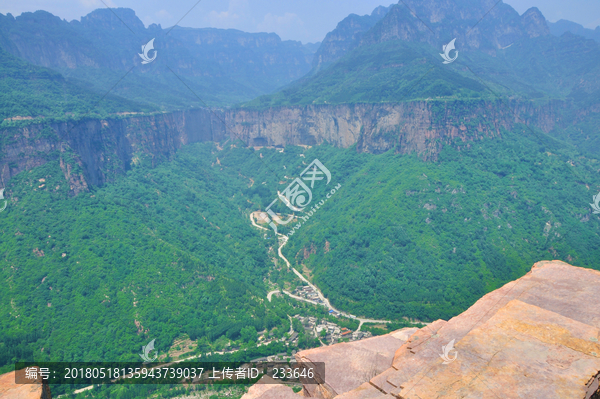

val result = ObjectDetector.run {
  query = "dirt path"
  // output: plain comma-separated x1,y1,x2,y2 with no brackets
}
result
267,290,280,302
251,212,390,327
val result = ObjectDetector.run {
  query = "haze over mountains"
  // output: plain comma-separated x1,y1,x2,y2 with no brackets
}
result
0,1,599,398
549,19,600,42
250,0,600,106
0,1,599,115
0,8,317,109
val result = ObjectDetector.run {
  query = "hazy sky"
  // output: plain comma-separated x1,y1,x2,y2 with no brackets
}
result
0,0,598,43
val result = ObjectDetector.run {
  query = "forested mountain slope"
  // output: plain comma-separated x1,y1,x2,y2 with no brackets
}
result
0,143,296,374
0,45,150,121
0,8,315,109
247,0,600,108
274,132,600,320
2,135,598,377
243,0,600,158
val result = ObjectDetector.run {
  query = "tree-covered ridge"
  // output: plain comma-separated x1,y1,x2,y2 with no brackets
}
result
0,8,316,111
0,143,288,371
258,129,600,321
243,40,489,109
0,46,152,122
243,17,600,109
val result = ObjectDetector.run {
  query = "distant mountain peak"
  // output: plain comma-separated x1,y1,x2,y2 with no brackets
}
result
548,18,600,43
311,4,392,71
371,5,391,18
358,0,550,55
521,7,550,38
79,7,146,32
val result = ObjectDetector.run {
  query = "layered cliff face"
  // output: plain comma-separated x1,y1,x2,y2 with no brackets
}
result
227,100,565,156
0,99,568,192
0,109,226,190
243,260,600,399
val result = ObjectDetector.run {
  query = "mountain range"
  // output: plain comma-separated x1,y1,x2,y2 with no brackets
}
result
549,19,600,43
243,0,600,159
0,8,317,110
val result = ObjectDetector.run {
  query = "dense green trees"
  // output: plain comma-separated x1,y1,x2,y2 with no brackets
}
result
243,40,488,109
1,127,599,396
267,129,599,321
0,46,151,122
0,143,292,372
240,326,258,344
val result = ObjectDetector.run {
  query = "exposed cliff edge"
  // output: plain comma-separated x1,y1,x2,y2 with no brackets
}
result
0,110,226,190
228,100,565,156
0,368,51,399
243,260,600,399
0,100,568,192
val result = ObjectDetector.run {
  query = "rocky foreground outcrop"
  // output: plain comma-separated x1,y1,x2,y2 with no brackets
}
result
243,260,600,399
0,370,51,399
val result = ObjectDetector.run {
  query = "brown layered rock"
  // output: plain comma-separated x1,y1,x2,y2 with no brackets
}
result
384,299,600,398
0,369,51,399
362,260,600,398
295,328,419,398
228,100,565,159
1,99,567,191
241,328,417,399
0,109,226,189
244,260,600,398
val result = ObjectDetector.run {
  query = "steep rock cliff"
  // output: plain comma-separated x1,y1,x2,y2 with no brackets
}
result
311,5,391,72
227,100,566,157
0,9,313,80
0,99,568,192
0,109,226,190
243,260,600,399
0,9,316,107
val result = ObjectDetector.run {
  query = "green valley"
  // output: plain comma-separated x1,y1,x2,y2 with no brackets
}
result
1,1,600,398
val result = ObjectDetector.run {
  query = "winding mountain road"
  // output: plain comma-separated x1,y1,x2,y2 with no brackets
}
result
251,212,390,330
